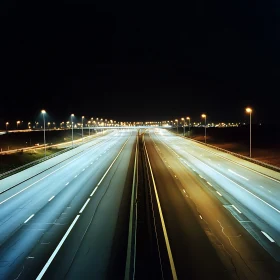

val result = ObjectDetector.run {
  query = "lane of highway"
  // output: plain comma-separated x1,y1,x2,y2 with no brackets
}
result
148,130,280,279
0,129,135,279
142,133,229,279
154,130,280,248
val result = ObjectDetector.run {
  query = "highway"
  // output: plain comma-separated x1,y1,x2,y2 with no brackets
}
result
0,129,136,279
1,127,280,279
139,128,280,279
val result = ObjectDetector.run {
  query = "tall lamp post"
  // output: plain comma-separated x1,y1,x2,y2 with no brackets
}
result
181,118,185,137
17,121,20,130
175,119,178,134
201,114,207,144
71,114,74,148
41,110,46,157
5,122,9,132
82,116,84,142
246,107,252,158
186,117,190,137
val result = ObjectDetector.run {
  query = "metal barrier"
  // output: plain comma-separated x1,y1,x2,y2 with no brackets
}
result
182,135,280,173
0,145,77,180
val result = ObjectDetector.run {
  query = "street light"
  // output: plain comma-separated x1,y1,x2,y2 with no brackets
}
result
88,120,91,136
246,107,252,158
17,120,20,129
71,114,74,148
175,119,178,134
181,117,185,136
5,122,9,132
82,116,84,142
41,110,46,157
201,114,207,144
186,117,190,136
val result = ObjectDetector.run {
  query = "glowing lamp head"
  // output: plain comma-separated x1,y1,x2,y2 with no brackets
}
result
246,108,252,113
201,114,206,118
71,114,74,117
41,109,46,114
186,117,190,120
82,116,84,119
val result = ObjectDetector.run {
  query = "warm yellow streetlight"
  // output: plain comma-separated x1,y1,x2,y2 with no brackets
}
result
71,114,74,147
175,119,178,134
82,116,84,142
5,122,9,131
201,114,207,144
181,117,186,136
41,109,46,157
186,117,190,136
246,107,253,157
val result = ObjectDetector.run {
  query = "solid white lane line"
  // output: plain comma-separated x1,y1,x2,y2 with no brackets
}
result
232,205,242,214
216,191,223,197
90,187,98,197
48,196,55,202
228,169,249,181
79,198,90,214
207,182,212,186
144,141,178,280
261,231,275,242
65,182,69,186
36,215,80,280
24,214,35,224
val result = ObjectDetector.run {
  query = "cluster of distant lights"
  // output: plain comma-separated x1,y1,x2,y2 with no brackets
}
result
3,107,253,130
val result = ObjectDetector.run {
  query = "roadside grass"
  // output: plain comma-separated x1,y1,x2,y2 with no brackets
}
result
0,147,64,174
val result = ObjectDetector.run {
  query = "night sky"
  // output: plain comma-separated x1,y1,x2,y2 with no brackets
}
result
1,1,280,125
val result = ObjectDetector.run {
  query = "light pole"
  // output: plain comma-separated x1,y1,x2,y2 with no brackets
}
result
181,118,185,136
88,121,91,136
71,114,74,148
82,116,84,142
201,114,207,144
17,121,20,130
186,117,190,137
41,110,46,157
246,107,252,158
5,122,9,132
175,119,178,134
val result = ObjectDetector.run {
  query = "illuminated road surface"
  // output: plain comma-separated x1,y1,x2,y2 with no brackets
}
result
144,129,280,279
0,129,136,279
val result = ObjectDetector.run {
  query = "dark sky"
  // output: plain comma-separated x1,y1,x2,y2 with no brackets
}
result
0,1,280,125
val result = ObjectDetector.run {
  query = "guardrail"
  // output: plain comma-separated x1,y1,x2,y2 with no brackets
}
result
0,131,111,180
0,145,77,180
179,134,280,173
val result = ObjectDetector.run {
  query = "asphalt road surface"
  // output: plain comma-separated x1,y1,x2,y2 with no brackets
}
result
0,129,136,280
1,127,280,280
142,128,280,279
